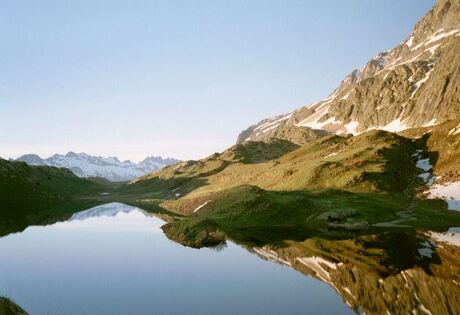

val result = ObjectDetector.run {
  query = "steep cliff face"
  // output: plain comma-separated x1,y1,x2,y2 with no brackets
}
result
238,0,460,143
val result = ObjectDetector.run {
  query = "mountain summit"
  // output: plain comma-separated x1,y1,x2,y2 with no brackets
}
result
16,153,179,182
238,0,460,143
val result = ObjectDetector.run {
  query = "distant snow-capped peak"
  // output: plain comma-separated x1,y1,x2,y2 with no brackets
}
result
15,152,180,182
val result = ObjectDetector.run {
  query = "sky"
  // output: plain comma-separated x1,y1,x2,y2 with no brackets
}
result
0,0,434,161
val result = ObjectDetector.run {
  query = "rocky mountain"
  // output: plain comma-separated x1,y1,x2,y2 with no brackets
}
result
126,0,460,253
238,0,460,143
15,153,179,182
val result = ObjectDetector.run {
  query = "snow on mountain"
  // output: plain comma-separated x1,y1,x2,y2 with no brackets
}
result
15,152,180,182
237,0,460,143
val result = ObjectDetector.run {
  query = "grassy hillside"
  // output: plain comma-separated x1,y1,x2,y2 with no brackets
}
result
124,129,460,247
0,158,110,236
0,297,28,315
2,127,459,247
401,118,460,183
0,158,105,203
127,130,418,205
161,185,460,248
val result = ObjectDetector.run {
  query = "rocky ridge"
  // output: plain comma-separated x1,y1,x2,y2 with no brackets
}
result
238,0,460,143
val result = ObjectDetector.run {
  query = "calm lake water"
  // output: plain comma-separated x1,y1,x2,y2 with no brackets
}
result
0,203,352,315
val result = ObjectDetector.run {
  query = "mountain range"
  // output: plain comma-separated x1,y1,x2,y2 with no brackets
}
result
237,0,460,143
122,0,460,250
2,2,460,313
15,152,179,182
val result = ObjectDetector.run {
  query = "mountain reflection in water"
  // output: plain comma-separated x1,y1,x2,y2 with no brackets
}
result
0,203,351,315
0,203,459,314
250,228,460,314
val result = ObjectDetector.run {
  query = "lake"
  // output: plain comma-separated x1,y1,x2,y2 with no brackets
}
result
0,203,352,315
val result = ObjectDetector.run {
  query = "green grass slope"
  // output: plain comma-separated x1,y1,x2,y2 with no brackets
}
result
401,118,460,183
0,297,28,315
0,158,104,204
0,158,110,236
127,130,418,209
125,130,460,247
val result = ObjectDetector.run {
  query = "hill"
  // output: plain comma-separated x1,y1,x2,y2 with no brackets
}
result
125,129,460,247
124,0,460,248
0,158,110,236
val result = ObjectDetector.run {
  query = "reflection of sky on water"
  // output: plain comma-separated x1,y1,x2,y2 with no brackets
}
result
0,203,351,315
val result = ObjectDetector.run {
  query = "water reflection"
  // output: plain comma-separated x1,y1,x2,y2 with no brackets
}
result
2,202,460,314
0,203,351,315
69,202,151,221
249,229,460,314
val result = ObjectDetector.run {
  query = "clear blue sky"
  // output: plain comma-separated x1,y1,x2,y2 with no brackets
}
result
0,0,434,161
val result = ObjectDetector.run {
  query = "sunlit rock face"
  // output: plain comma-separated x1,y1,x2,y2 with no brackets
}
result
238,0,460,144
250,229,460,315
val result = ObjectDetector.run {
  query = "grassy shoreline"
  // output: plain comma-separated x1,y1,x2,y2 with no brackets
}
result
0,297,28,315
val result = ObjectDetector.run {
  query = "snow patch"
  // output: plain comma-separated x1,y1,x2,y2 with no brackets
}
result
295,104,329,128
387,56,402,68
380,119,408,133
418,302,433,315
344,121,360,135
254,112,294,134
193,200,210,213
296,256,338,283
426,44,442,56
428,182,460,211
410,67,435,99
341,91,351,100
422,119,438,127
296,105,338,130
430,227,460,247
411,28,460,51
383,71,391,80
342,287,356,300
448,124,460,136
425,29,460,46
262,123,283,133
377,52,423,76
406,35,414,47
252,247,292,267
